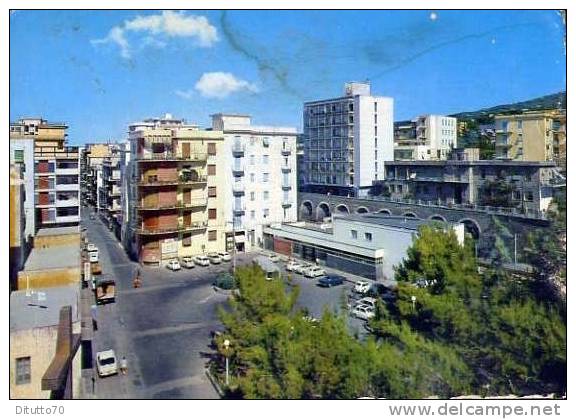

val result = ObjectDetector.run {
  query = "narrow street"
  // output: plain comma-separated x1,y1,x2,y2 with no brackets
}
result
82,206,236,399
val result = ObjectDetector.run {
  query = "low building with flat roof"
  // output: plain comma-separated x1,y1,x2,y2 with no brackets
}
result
10,286,81,399
263,214,464,281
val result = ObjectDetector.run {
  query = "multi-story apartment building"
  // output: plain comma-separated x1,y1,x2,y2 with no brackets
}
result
10,118,80,229
394,115,458,160
494,110,565,163
302,82,394,197
10,138,35,239
373,148,562,216
126,115,227,266
10,165,26,291
100,144,123,236
81,143,114,209
211,114,298,252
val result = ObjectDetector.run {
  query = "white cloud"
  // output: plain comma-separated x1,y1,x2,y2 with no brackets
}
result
91,11,218,59
175,89,195,100
194,72,259,99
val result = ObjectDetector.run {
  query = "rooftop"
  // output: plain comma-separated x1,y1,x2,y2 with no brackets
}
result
384,160,556,167
23,242,80,271
36,226,80,237
334,214,443,231
10,285,79,332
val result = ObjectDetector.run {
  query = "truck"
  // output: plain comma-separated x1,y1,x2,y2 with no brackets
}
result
95,278,116,304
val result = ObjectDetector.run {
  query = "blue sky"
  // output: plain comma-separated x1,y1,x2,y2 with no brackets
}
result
10,10,566,144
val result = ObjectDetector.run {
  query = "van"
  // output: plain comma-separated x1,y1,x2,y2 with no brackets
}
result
89,250,99,263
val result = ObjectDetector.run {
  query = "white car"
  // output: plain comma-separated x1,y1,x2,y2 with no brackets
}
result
268,253,280,262
208,253,222,264
194,255,210,267
354,280,371,294
181,257,195,269
96,350,118,377
352,304,375,321
293,263,311,275
218,251,232,262
303,265,326,278
86,243,98,252
356,297,378,311
285,260,302,272
166,260,181,271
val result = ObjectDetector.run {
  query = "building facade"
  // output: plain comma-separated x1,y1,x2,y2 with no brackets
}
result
126,115,227,266
10,118,80,230
394,115,458,161
10,165,27,291
494,110,565,162
301,82,394,196
211,114,298,252
373,149,561,216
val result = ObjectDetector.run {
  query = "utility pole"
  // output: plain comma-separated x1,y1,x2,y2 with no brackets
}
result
514,233,517,265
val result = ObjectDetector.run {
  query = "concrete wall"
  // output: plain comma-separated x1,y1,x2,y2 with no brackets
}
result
9,322,81,399
17,267,81,290
34,232,80,249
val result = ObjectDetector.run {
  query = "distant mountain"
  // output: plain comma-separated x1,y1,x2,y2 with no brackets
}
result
450,92,566,122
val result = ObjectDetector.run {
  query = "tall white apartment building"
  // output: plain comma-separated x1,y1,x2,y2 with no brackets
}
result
394,115,457,160
211,114,298,252
302,82,394,196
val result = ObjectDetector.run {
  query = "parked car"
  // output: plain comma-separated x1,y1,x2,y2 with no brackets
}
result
181,257,195,269
268,253,280,262
166,259,181,271
194,255,210,267
293,263,312,275
304,265,326,278
356,297,378,311
96,350,118,377
318,274,345,287
354,280,371,294
352,305,375,321
208,253,222,264
366,283,396,301
218,251,232,262
285,260,302,272
86,243,98,252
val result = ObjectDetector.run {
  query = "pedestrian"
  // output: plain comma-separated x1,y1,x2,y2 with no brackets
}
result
120,356,128,375
91,376,95,393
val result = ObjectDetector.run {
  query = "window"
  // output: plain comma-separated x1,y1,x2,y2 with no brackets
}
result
208,230,217,241
374,126,377,136
365,232,373,242
374,138,378,148
182,234,192,247
208,187,217,197
264,191,269,200
351,230,358,239
250,155,255,165
262,155,269,164
250,210,255,219
15,357,31,385
263,173,269,182
374,114,378,124
207,143,216,156
517,120,523,130
208,208,217,220
374,102,378,112
250,173,255,183
524,191,534,202
263,208,270,218
14,149,24,163
250,192,255,201
207,165,216,176
374,150,378,160
349,103,354,112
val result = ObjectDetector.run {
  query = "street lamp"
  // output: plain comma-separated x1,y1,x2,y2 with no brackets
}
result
223,339,231,386
411,295,417,312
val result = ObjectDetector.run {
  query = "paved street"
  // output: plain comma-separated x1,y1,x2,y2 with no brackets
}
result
82,207,250,399
82,207,372,398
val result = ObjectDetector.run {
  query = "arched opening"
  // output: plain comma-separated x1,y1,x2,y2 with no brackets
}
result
459,218,481,240
356,206,369,214
377,209,392,215
429,214,447,223
300,201,313,220
336,204,350,214
316,202,331,221
403,212,418,218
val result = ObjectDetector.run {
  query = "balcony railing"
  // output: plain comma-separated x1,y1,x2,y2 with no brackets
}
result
282,183,292,190
282,200,292,208
34,146,79,159
136,198,207,210
233,205,246,215
281,164,292,173
136,152,208,162
136,221,208,235
281,146,292,156
232,165,245,176
138,175,207,186
232,144,245,156
232,183,245,195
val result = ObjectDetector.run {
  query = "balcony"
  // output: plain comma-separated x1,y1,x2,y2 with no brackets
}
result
282,183,292,190
232,183,245,195
56,198,79,208
55,167,79,175
55,183,80,191
56,214,80,223
136,197,207,210
281,164,292,173
233,204,246,215
281,146,292,156
136,152,208,162
138,175,207,187
232,143,245,157
282,200,292,208
34,146,79,159
136,221,208,235
232,164,245,177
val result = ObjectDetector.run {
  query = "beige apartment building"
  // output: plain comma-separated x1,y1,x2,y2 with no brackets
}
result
495,110,566,165
126,115,227,266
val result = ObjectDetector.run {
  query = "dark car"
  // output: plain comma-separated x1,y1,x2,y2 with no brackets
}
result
317,274,345,288
367,283,396,301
